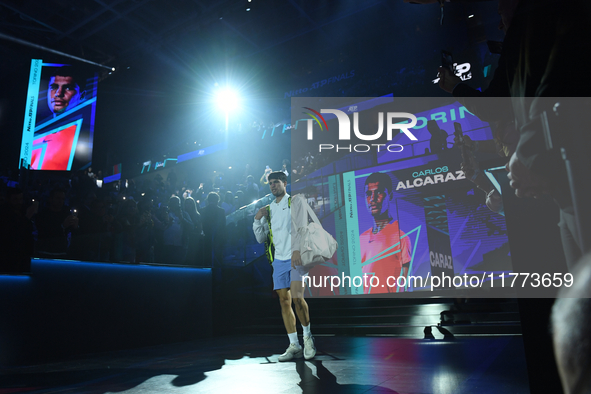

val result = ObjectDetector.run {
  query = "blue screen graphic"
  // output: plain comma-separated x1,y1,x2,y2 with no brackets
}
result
19,60,98,171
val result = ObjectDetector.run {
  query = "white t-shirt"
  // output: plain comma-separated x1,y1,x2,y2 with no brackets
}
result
253,193,306,260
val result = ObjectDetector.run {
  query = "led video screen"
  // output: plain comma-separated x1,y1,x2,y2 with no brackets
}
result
291,97,513,297
19,60,98,171
303,154,511,297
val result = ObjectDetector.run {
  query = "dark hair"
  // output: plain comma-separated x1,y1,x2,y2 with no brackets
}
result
121,199,137,214
184,196,199,214
49,187,66,199
268,171,287,184
426,120,441,136
168,195,181,210
224,191,234,202
6,187,23,198
137,199,152,214
207,192,220,204
48,66,86,89
365,172,392,195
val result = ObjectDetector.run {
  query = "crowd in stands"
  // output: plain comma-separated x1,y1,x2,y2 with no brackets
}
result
0,133,367,273
0,160,291,271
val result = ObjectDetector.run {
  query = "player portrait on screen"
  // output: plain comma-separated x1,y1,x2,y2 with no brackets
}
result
46,67,86,116
360,172,411,294
28,64,96,171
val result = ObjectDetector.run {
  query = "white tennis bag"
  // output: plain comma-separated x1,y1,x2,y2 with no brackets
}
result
298,201,338,267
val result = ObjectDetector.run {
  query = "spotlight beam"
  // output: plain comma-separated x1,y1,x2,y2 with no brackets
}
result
0,32,114,70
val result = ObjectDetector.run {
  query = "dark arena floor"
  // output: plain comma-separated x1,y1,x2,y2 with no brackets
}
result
1,334,530,394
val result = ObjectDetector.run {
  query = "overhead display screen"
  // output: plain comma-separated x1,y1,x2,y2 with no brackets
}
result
297,154,511,297
291,97,513,297
19,60,98,171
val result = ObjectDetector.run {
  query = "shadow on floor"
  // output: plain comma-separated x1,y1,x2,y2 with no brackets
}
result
296,359,399,394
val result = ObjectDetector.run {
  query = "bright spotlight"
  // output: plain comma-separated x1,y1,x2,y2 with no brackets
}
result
215,88,240,111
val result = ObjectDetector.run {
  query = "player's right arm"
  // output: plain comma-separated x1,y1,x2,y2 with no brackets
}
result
252,206,269,244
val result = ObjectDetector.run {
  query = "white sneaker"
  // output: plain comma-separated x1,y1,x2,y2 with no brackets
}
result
278,343,303,362
303,335,316,360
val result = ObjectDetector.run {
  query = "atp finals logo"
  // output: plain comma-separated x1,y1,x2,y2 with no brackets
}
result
303,107,418,153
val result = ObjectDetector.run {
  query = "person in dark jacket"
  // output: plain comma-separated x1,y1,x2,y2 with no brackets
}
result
200,192,226,267
0,188,35,273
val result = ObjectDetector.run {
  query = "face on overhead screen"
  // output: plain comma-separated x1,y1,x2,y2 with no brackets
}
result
47,75,84,115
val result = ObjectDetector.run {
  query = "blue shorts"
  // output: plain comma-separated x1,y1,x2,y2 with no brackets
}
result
272,259,309,290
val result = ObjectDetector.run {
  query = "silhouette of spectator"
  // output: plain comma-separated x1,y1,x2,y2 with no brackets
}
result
234,190,246,210
162,196,192,264
152,205,170,263
35,187,78,258
84,197,113,261
0,187,35,272
184,196,203,266
77,192,96,229
221,191,235,215
427,120,449,153
167,169,178,194
184,197,202,235
200,192,226,266
136,199,155,263
113,199,139,263
70,191,96,259
437,0,591,267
